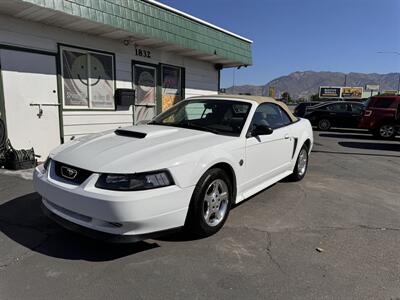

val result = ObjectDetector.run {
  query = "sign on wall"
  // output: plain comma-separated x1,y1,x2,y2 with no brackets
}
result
319,87,341,98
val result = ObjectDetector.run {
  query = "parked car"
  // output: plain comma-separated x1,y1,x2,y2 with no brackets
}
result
293,101,322,117
359,95,400,139
303,101,365,130
33,95,313,242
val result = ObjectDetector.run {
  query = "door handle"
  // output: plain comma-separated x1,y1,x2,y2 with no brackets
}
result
284,134,290,139
30,103,60,119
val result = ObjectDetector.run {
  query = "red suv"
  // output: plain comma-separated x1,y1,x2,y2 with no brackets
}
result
359,95,400,139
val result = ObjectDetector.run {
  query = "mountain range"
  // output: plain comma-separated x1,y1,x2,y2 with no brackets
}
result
225,71,400,99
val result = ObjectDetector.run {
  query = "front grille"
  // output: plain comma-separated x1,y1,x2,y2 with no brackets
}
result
54,161,93,185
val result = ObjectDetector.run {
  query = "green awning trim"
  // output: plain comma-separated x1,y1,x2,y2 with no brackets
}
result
19,0,252,65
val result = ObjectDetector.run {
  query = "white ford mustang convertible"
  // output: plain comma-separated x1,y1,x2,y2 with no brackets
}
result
34,95,313,242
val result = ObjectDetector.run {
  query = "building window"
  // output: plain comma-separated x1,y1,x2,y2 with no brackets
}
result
161,65,182,112
61,47,115,110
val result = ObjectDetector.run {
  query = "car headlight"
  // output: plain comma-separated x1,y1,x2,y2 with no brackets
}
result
95,170,174,191
43,157,51,170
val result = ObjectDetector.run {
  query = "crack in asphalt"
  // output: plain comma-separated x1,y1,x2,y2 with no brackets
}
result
264,230,287,276
227,224,400,235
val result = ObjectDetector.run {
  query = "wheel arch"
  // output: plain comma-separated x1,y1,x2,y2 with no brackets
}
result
374,117,397,129
206,162,237,202
304,138,311,152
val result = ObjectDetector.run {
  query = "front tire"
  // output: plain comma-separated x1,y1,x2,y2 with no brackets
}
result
289,145,309,182
185,168,232,237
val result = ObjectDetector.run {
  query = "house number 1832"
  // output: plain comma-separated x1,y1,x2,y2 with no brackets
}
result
135,48,151,58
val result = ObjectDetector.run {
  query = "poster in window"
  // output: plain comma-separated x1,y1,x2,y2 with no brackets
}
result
162,66,181,112
62,50,89,107
89,53,115,109
135,66,156,106
134,106,155,123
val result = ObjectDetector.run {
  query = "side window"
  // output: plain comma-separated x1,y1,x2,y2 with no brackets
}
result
350,104,364,113
250,103,292,130
184,102,210,120
327,103,347,112
372,98,395,108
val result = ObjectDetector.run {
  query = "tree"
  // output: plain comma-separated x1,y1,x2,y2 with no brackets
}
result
310,93,320,101
282,92,291,102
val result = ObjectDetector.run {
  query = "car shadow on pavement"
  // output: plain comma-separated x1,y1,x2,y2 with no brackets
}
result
0,192,159,261
320,133,400,141
317,128,369,134
338,141,400,152
157,183,278,242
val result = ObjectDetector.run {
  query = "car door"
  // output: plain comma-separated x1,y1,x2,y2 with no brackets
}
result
244,103,293,193
348,103,364,128
325,103,349,127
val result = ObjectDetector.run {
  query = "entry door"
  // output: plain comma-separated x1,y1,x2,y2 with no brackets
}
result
133,63,157,123
0,49,60,159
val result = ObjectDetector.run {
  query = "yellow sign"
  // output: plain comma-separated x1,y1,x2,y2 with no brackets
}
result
341,87,363,98
268,86,276,98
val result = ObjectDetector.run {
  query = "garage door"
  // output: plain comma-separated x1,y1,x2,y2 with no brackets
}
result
0,49,60,159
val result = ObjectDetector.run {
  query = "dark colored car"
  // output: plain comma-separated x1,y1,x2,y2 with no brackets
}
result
293,101,321,117
359,95,400,139
303,101,365,130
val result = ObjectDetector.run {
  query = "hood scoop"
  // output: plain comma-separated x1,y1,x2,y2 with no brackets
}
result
115,129,147,139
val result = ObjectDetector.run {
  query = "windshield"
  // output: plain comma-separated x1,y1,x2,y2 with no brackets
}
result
149,99,252,136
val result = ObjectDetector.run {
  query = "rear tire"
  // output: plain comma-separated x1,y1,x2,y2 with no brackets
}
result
184,168,232,237
375,124,396,139
317,119,331,131
289,144,309,182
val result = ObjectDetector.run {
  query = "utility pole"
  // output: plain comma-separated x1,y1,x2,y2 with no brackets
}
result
232,68,236,92
344,74,347,86
377,51,400,94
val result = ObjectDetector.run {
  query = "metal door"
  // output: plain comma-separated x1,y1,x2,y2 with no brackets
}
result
0,49,60,159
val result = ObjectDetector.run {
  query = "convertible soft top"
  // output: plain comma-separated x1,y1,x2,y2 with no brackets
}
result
188,94,298,122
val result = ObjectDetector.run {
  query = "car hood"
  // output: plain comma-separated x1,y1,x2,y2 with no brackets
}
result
51,125,234,173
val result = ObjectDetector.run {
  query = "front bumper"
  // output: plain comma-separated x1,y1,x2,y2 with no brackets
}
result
33,162,195,238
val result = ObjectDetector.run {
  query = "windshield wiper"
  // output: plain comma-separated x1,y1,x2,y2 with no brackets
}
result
149,121,219,134
147,121,162,125
179,123,220,134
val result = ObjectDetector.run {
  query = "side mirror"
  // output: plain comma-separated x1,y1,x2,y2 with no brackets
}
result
250,125,273,137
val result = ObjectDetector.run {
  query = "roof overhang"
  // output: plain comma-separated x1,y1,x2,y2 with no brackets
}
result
0,0,252,68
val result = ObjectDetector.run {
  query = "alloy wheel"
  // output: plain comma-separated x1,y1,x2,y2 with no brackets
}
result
203,179,229,227
318,119,330,130
379,125,395,138
297,148,308,176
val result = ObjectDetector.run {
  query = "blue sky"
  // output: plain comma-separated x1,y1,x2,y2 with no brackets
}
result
159,0,400,88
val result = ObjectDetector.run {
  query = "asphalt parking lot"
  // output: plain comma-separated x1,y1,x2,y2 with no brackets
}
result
0,129,399,300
